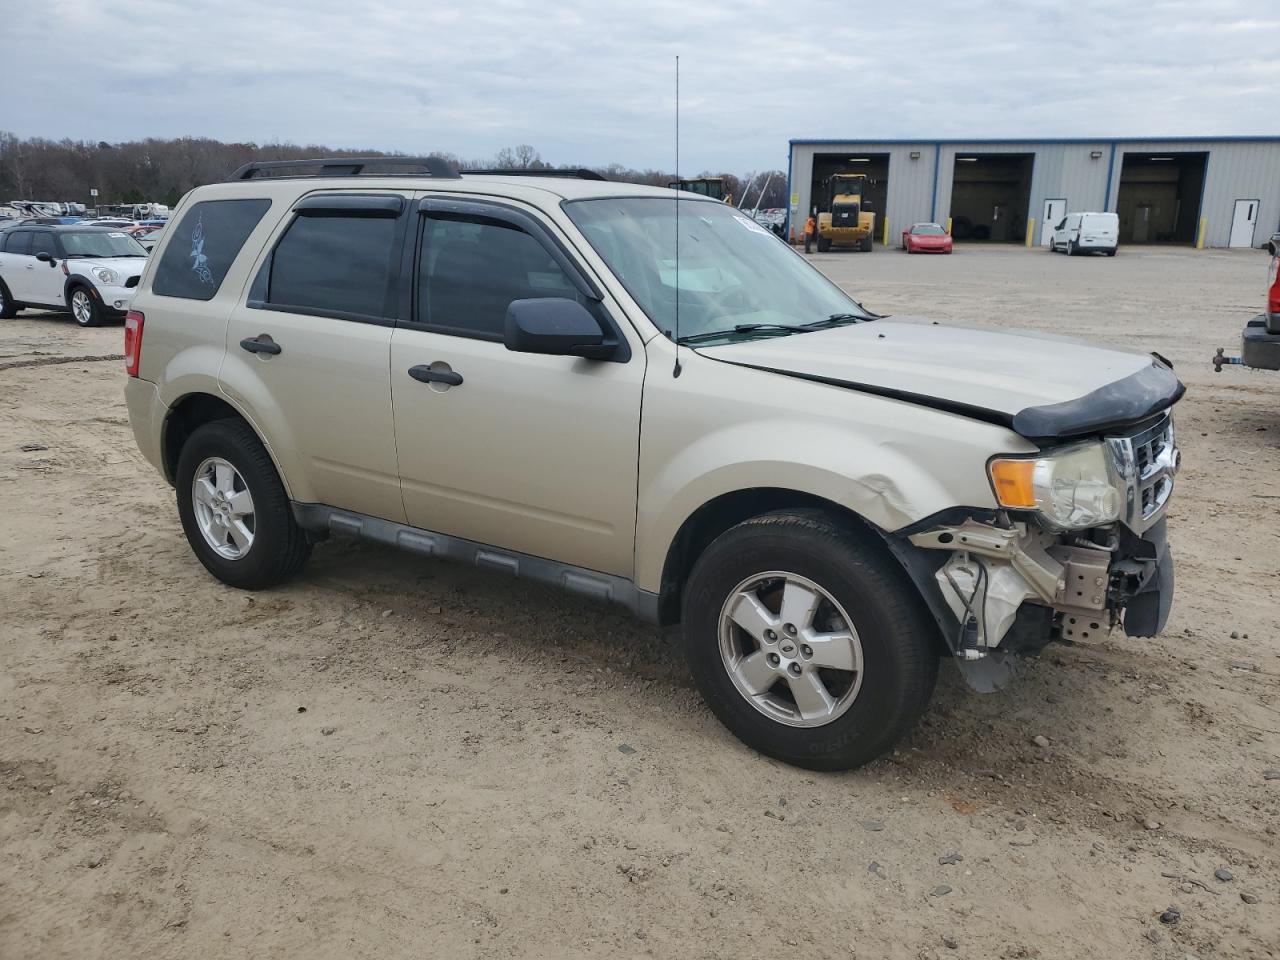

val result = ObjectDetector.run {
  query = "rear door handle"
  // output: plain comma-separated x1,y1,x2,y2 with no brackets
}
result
240,334,282,355
408,364,463,386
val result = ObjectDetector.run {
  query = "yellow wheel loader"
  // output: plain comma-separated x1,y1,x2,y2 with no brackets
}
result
817,173,875,252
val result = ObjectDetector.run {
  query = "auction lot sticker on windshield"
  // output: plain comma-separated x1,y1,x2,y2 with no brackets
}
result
733,214,773,237
110,232,129,238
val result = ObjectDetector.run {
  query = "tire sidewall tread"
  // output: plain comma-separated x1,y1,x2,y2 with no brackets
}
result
682,509,938,771
175,418,309,590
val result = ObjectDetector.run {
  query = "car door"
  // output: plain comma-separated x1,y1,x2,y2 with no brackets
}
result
1,230,35,300
389,195,644,578
220,191,410,523
27,231,65,306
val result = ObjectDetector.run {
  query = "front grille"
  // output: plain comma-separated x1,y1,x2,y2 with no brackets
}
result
1107,415,1177,532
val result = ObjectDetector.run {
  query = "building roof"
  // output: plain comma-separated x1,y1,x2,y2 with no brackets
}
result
791,135,1280,146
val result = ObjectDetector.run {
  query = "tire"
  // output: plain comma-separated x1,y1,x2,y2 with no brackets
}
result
175,418,310,590
860,234,873,252
1106,248,1117,257
1067,240,1076,256
68,285,102,327
816,237,832,253
1047,240,1056,253
681,509,939,771
0,279,17,319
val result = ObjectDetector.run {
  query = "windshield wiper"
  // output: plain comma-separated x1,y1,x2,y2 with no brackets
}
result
677,323,807,344
800,312,868,329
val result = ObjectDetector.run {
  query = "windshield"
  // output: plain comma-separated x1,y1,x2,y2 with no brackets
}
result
911,223,946,235
59,231,148,257
564,197,870,342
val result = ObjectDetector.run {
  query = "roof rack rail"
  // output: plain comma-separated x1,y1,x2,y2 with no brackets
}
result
226,156,460,181
464,168,608,181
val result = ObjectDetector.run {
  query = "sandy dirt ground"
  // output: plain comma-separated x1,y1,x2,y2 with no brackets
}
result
2,245,1277,960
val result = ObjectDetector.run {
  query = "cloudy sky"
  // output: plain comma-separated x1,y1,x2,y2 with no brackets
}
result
3,0,1278,172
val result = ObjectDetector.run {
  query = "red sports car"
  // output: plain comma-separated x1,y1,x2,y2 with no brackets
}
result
902,222,953,254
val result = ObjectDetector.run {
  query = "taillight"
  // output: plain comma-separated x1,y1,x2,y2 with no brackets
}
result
124,310,144,377
1268,255,1280,316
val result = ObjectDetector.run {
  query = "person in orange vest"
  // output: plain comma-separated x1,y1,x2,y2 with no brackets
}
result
804,209,817,254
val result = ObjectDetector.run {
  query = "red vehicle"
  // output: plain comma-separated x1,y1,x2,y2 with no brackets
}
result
902,222,953,254
1214,251,1280,372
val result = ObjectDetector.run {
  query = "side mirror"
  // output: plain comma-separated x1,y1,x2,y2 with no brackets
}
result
504,298,615,360
36,251,54,264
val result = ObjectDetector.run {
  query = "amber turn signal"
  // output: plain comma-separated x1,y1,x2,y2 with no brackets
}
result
988,458,1037,509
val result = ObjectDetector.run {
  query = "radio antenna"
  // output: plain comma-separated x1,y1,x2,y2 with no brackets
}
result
672,54,682,378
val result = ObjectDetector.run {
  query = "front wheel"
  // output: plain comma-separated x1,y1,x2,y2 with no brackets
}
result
682,510,939,771
69,286,102,327
175,419,311,590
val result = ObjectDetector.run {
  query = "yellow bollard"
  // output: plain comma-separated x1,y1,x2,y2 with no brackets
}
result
882,217,890,246
1196,217,1207,250
1025,218,1036,248
945,217,953,236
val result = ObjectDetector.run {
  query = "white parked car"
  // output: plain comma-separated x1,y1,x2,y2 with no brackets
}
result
0,225,148,325
1050,212,1119,256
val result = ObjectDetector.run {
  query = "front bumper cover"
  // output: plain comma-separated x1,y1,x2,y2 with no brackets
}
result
885,512,1174,663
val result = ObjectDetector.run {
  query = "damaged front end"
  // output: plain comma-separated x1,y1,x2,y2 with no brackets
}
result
888,414,1178,691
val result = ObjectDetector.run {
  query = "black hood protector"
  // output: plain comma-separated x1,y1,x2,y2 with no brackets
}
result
1010,361,1185,441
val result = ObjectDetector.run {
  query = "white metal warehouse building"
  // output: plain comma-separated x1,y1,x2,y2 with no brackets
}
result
786,137,1280,249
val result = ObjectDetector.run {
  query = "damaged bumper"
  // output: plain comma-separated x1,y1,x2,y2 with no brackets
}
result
901,515,1173,660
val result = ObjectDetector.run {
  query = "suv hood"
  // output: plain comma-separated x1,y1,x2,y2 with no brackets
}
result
695,317,1184,441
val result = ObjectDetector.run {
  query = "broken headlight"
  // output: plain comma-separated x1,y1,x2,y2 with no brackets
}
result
989,441,1123,530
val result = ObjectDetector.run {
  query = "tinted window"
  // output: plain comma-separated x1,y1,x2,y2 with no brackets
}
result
266,215,398,318
5,231,32,255
153,199,271,301
30,232,57,257
419,215,583,338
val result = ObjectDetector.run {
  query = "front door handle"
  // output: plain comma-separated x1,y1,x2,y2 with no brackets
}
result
240,334,282,355
408,364,463,386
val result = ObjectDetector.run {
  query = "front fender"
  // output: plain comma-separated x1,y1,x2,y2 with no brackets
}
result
63,273,96,302
633,349,1034,593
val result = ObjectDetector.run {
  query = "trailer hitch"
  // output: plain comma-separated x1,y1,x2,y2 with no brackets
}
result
1212,347,1242,372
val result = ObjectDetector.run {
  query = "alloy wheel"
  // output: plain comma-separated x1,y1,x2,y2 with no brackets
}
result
191,457,256,559
718,571,864,728
71,289,93,325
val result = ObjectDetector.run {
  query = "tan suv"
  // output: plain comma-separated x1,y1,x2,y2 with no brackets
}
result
125,157,1183,770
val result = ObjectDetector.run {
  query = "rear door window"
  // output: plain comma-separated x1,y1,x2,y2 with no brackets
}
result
4,231,32,255
260,212,400,320
152,198,272,301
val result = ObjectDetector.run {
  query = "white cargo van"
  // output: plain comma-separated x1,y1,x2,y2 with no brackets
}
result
1050,212,1119,256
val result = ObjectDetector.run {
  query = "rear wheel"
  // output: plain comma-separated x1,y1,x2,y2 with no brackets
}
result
816,237,832,253
1067,240,1077,256
175,419,310,590
0,280,17,319
681,510,939,771
69,286,101,327
860,233,873,252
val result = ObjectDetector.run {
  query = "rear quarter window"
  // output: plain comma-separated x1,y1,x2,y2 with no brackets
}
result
152,198,272,301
